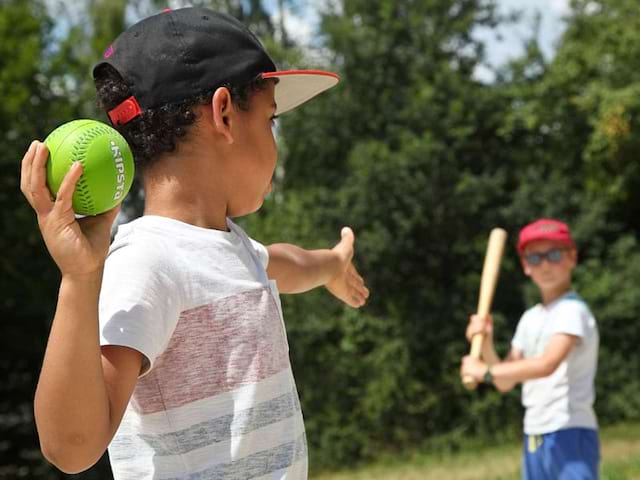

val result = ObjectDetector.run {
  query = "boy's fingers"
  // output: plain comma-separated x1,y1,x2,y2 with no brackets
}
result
357,289,369,302
29,143,54,213
53,162,83,213
103,205,121,224
20,141,38,197
78,205,120,234
337,227,355,262
348,276,365,292
346,266,368,293
346,289,365,308
341,226,354,241
348,265,364,284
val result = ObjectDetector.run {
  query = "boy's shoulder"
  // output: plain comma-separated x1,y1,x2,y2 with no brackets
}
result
107,215,265,275
111,215,246,250
521,302,544,321
520,292,593,323
551,292,593,318
106,216,183,276
524,291,589,311
110,216,173,254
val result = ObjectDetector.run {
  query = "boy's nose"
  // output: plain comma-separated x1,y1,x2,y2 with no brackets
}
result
536,258,553,269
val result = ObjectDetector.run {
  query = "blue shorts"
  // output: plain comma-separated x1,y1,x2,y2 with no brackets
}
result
522,428,600,480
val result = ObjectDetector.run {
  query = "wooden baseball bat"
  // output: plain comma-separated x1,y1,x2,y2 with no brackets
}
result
462,227,507,390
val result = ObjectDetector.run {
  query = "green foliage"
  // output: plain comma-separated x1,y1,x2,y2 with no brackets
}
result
0,1,66,476
576,235,640,422
3,0,640,477
254,0,640,472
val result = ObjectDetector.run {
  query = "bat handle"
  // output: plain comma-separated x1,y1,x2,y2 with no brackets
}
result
462,332,484,390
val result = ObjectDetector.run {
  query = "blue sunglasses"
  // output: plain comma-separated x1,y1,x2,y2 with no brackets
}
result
524,248,566,266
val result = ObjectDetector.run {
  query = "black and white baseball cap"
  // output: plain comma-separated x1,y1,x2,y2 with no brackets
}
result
93,7,339,125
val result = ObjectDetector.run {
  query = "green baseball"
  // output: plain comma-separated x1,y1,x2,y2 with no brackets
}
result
45,119,135,216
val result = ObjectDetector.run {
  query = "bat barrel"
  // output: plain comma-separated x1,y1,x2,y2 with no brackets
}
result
462,228,507,391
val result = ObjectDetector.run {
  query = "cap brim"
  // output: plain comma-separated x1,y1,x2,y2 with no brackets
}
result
262,70,339,115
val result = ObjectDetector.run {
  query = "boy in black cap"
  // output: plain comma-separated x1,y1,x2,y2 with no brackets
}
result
20,8,368,479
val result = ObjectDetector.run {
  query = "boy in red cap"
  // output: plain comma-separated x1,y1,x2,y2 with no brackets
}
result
20,7,368,479
461,219,600,479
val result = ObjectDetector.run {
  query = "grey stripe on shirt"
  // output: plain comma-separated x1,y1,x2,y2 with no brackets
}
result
113,389,301,459
167,433,307,480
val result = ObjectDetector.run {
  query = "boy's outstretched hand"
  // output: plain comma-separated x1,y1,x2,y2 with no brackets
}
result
325,227,369,308
20,141,119,277
266,227,370,305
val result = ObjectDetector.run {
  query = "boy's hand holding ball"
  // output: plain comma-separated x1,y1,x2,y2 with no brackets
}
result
20,120,135,276
45,119,134,216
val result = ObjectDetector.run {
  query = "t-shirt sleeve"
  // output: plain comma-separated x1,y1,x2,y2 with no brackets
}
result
99,239,182,376
249,238,269,270
549,301,588,339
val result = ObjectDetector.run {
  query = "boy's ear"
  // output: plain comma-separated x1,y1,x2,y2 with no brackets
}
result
520,256,532,277
211,87,234,144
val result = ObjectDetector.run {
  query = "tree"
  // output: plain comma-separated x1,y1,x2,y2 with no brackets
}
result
0,1,84,476
245,0,530,469
496,0,640,425
4,0,640,476
247,0,640,470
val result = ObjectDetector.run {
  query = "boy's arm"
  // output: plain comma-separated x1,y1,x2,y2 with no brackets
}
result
22,142,141,473
488,348,524,392
481,340,502,366
36,275,142,472
266,227,369,308
461,334,577,392
463,314,520,391
465,314,502,365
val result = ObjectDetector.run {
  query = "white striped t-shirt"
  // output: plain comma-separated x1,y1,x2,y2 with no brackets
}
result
99,215,307,479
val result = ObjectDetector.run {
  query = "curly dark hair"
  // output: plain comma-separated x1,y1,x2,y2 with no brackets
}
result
94,64,273,169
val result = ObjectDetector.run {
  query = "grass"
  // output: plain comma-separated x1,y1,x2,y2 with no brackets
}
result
313,423,640,480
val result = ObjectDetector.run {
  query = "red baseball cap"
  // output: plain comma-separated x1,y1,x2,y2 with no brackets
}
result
517,219,575,254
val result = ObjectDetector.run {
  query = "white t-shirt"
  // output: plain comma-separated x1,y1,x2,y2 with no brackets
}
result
512,291,599,435
98,215,306,479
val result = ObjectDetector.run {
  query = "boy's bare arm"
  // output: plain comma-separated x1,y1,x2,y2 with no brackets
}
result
35,274,142,472
21,141,141,472
492,334,577,383
266,244,340,293
462,334,577,392
466,314,501,365
481,341,502,366
266,227,369,308
464,314,521,391
490,348,524,392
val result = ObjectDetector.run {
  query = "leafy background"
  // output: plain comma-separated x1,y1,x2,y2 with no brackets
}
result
1,0,639,477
